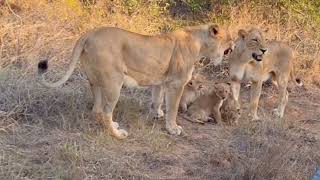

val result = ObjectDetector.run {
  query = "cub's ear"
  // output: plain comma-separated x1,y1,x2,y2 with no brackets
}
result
209,24,219,37
238,29,247,39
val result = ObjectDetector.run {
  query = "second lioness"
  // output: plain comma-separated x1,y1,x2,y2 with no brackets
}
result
229,28,302,120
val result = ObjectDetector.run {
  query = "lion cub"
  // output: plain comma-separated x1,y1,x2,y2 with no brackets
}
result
220,92,241,125
179,74,206,113
184,82,231,124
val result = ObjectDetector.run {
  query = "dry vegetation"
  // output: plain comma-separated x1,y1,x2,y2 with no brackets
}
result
0,0,320,179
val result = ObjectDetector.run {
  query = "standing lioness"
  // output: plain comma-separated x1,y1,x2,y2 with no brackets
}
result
38,24,233,139
229,28,302,120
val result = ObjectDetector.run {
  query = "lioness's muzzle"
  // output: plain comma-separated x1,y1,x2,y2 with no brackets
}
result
252,53,263,61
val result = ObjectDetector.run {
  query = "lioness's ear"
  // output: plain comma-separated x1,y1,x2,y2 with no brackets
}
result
238,29,247,39
209,24,219,37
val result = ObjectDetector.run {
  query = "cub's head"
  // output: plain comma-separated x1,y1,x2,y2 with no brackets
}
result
195,24,234,66
236,28,267,62
186,74,205,92
214,82,231,100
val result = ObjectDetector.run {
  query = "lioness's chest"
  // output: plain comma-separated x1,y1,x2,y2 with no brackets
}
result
243,62,263,81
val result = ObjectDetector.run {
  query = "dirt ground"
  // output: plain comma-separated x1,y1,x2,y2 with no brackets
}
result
0,65,319,180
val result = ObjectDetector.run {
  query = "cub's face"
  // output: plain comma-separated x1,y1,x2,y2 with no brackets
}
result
214,82,231,100
186,77,204,92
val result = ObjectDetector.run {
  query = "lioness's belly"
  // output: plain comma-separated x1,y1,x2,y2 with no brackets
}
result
123,75,140,87
123,72,165,87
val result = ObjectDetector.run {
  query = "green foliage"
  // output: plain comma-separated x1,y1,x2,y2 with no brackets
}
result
149,1,170,17
185,0,204,12
280,0,320,25
124,0,140,14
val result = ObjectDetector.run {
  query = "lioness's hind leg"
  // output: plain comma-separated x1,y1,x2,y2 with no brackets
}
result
99,75,128,139
90,85,103,113
249,81,262,120
90,85,105,126
231,81,241,110
273,76,289,118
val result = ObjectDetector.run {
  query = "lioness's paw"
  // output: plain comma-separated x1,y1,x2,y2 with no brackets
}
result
152,109,164,119
156,110,164,118
249,113,260,121
117,129,129,139
109,121,128,140
272,108,283,118
112,128,128,140
112,122,119,129
166,125,183,136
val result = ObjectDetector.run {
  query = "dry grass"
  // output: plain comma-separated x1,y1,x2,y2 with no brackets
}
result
0,0,320,179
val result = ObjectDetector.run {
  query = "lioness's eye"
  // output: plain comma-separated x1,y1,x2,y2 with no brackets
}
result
252,39,258,42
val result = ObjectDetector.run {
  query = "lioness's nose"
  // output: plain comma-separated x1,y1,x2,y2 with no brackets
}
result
260,48,267,54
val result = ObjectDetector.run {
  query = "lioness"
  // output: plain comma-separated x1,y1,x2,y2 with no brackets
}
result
229,28,302,120
184,82,231,124
38,24,233,139
179,73,205,113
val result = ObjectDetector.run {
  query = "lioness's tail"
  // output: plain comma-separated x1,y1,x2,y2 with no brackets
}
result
37,34,88,88
290,65,303,87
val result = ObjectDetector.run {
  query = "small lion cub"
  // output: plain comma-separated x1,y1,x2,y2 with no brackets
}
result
221,91,241,125
179,74,206,113
184,82,231,124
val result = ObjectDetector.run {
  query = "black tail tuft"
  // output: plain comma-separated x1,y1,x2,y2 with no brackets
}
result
38,60,48,74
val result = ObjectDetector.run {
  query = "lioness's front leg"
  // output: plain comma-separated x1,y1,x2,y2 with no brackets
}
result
165,85,184,135
231,81,241,110
151,85,165,118
249,81,262,120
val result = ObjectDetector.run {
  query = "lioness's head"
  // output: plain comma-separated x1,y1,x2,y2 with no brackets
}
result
195,24,233,66
214,82,231,100
236,28,268,62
